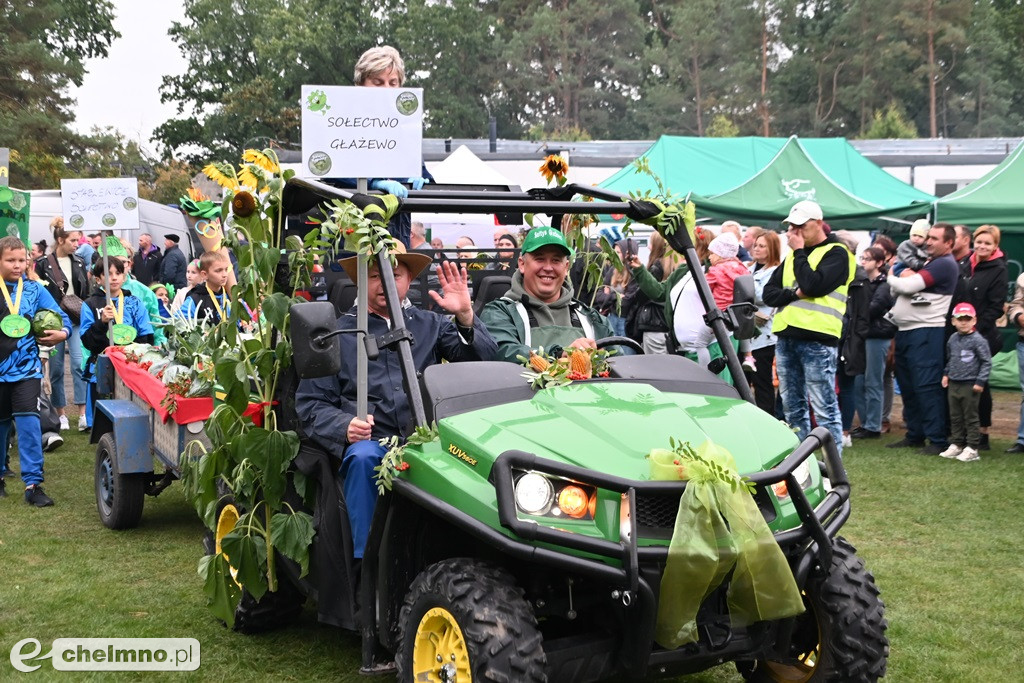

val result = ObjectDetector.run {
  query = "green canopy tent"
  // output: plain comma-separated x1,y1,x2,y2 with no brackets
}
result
598,135,934,211
689,137,931,228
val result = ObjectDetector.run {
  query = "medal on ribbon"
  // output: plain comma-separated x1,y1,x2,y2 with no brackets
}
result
0,279,29,338
109,294,137,345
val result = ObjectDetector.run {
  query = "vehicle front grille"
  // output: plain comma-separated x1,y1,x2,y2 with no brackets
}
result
634,486,777,539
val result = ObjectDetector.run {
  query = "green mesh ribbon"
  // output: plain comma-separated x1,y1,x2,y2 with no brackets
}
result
648,440,805,649
178,196,222,219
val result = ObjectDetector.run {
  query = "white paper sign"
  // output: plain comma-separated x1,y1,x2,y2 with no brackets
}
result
301,85,423,179
60,178,140,232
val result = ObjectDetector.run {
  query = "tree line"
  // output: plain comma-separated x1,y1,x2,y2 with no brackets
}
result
5,0,1024,189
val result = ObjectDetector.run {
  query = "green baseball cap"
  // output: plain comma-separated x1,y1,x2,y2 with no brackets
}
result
520,227,573,258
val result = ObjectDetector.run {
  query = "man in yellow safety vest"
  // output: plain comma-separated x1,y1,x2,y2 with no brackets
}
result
763,200,855,451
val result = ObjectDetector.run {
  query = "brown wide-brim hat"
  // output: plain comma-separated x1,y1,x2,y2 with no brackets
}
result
339,241,432,282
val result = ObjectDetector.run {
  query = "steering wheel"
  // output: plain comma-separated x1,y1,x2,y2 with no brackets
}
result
595,336,644,354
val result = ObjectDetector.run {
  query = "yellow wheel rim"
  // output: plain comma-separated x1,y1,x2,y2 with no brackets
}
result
215,504,240,583
761,591,821,682
412,606,472,683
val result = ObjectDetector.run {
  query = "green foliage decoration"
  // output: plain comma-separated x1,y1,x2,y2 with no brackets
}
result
180,148,401,625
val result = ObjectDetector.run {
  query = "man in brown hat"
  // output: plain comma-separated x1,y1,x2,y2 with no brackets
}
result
296,245,496,558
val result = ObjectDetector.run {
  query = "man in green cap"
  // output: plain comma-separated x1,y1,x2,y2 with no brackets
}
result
480,226,614,363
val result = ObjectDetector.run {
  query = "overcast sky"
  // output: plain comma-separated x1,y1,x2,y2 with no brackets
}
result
69,0,186,153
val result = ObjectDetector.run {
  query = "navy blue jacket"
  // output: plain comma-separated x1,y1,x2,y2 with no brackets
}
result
296,305,497,459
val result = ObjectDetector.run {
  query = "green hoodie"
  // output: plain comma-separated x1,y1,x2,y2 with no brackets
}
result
479,270,614,363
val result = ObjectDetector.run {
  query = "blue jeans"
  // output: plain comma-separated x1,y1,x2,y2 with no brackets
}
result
340,439,388,559
775,337,843,451
894,327,948,446
607,313,627,337
49,325,87,408
854,338,889,433
1016,342,1024,445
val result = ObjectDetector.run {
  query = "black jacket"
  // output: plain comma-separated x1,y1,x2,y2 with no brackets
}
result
866,272,897,339
159,245,188,290
35,253,89,302
839,266,870,375
967,254,1008,355
763,233,852,344
132,246,164,285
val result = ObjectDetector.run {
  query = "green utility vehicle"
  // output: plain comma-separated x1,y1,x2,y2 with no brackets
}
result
222,180,887,682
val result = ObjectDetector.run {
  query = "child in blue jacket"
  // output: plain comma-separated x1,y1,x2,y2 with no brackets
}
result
0,237,72,505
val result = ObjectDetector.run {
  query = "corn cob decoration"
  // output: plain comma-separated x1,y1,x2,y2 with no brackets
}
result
529,350,550,373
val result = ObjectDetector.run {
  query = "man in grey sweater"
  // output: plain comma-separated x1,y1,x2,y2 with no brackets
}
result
940,302,992,462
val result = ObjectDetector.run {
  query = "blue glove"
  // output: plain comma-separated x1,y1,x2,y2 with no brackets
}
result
407,177,430,191
370,179,408,199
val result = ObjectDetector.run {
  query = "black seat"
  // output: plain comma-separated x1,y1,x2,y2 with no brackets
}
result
473,275,512,315
328,279,357,316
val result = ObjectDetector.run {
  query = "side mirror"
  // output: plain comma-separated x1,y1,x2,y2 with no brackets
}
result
727,275,758,340
290,302,342,379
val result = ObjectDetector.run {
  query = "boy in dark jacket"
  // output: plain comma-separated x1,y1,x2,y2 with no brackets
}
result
940,303,991,462
180,251,231,324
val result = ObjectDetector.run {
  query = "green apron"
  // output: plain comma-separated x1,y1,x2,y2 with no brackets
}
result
513,300,596,353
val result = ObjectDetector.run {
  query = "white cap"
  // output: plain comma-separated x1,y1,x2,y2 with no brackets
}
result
784,200,824,225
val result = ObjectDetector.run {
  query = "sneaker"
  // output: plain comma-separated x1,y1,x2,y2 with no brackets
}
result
939,444,963,459
742,356,757,373
58,414,69,431
841,433,852,448
850,427,881,439
25,485,54,507
43,433,64,452
920,443,948,456
1005,443,1024,454
78,414,89,432
956,447,980,462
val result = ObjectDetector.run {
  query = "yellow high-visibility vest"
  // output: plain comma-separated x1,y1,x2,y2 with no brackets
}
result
772,242,855,340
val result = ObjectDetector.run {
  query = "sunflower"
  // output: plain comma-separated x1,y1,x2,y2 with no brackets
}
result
242,148,280,174
539,154,569,184
203,162,239,191
232,191,257,218
237,165,263,191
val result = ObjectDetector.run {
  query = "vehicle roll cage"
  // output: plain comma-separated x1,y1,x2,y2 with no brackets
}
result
282,177,755,404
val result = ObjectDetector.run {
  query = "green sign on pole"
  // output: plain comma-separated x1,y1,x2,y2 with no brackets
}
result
0,186,31,248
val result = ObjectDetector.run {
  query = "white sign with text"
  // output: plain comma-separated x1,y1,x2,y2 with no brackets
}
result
300,85,423,179
60,177,140,232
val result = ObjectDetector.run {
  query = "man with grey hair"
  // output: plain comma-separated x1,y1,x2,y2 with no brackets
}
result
353,45,405,87
336,46,431,247
410,221,427,250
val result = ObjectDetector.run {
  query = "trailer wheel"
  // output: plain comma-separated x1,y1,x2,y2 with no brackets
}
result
397,558,547,682
211,502,305,633
95,432,146,529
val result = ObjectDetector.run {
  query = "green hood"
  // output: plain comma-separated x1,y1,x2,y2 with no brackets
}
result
506,269,576,328
439,381,798,480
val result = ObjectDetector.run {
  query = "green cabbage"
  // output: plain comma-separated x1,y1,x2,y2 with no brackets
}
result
31,309,64,337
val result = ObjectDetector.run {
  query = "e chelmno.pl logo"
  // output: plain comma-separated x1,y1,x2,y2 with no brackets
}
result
10,638,200,672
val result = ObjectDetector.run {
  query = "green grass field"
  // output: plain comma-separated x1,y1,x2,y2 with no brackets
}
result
2,405,1023,682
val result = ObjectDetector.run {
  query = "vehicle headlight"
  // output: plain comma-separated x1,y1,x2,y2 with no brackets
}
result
515,472,555,515
771,459,813,499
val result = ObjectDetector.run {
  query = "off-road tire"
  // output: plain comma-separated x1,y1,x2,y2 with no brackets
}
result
739,536,888,682
396,558,547,682
95,432,146,529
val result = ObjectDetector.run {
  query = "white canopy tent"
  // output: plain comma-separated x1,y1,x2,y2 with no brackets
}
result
420,145,523,247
